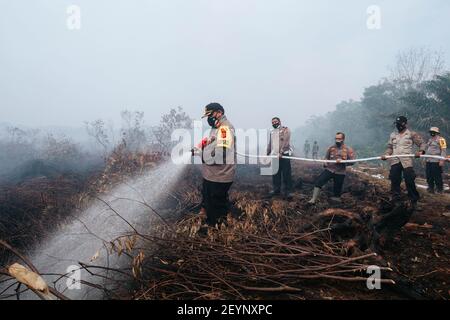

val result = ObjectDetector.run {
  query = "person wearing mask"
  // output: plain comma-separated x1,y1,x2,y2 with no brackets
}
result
381,116,426,206
194,103,236,226
308,132,355,204
425,127,447,194
267,117,293,199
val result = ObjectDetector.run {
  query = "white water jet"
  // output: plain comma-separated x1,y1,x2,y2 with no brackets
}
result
5,154,191,299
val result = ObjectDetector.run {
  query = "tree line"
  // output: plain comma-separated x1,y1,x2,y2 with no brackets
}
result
295,48,449,158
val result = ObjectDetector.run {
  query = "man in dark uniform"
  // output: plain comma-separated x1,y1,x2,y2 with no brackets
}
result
194,103,236,226
267,117,293,199
308,132,355,204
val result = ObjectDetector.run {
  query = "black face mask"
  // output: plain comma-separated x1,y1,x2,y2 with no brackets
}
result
396,123,406,132
207,116,217,128
272,123,280,129
335,141,343,147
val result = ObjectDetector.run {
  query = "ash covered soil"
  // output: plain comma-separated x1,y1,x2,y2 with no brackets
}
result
223,162,450,300
1,159,448,300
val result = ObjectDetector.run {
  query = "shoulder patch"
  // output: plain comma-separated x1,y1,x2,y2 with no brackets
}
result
439,137,447,149
216,126,232,149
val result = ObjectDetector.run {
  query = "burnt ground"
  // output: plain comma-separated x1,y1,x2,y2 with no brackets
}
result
224,162,450,300
0,158,448,300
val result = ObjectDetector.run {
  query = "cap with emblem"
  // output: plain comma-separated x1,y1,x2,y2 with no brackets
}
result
202,103,225,118
429,127,440,134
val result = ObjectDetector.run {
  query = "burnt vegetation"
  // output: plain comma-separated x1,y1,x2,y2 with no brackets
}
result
0,49,449,300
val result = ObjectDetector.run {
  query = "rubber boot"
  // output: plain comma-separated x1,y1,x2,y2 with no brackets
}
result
330,196,342,203
308,187,321,204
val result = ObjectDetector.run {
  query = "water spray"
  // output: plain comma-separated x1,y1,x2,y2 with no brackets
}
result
1,155,191,300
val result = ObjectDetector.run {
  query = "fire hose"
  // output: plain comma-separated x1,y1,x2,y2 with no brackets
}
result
193,138,447,163
235,152,448,164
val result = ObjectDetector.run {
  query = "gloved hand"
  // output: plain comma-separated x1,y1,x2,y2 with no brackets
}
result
415,151,424,158
192,137,210,157
381,155,388,161
198,137,209,149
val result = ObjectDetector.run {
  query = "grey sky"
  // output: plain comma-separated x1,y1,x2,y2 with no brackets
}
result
1,0,449,131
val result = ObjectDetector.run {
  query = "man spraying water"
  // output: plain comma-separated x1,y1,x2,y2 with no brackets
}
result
192,103,236,226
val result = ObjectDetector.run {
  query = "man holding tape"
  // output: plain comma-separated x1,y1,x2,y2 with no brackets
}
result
267,117,293,199
308,132,355,204
425,127,447,194
381,116,426,206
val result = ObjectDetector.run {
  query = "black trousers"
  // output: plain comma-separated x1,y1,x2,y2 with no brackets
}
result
315,169,345,197
202,179,233,226
389,163,420,202
272,158,293,193
426,162,443,191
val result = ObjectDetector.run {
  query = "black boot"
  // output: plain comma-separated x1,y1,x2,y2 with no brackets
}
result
269,190,281,197
284,191,293,200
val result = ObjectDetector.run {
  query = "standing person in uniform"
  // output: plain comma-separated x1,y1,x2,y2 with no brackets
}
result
425,127,447,194
312,141,319,160
308,132,355,204
267,117,293,199
304,140,311,158
381,116,426,206
194,103,236,226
